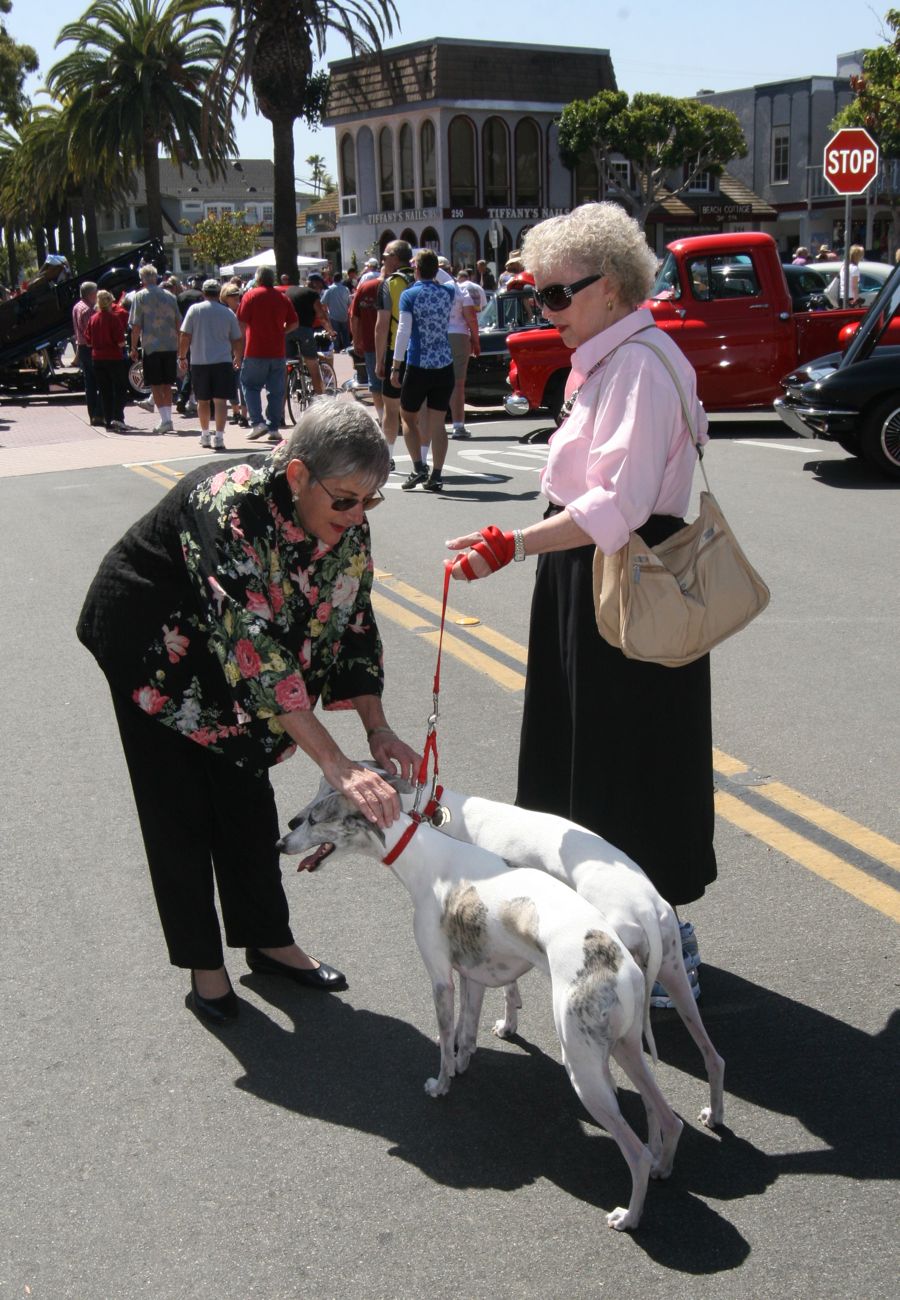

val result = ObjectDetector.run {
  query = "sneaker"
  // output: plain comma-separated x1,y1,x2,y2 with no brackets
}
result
680,920,701,972
238,416,250,428
137,398,155,412
229,413,240,425
152,420,174,434
450,425,471,440
185,400,198,416
175,403,188,416
247,423,269,441
212,433,226,451
422,470,443,492
401,467,428,491
267,431,283,444
108,420,128,433
651,967,701,1009
199,431,212,448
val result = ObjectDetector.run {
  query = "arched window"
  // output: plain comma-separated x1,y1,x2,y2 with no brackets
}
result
574,151,599,206
339,134,357,217
483,117,510,206
379,127,395,213
450,225,479,270
420,121,437,207
400,227,417,247
449,117,477,208
378,229,396,254
399,123,414,210
420,225,440,251
515,119,541,206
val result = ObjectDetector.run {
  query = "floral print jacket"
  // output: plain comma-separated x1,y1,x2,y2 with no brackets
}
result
77,456,383,770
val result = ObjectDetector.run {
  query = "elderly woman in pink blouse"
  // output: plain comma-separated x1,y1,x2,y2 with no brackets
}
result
447,202,716,1001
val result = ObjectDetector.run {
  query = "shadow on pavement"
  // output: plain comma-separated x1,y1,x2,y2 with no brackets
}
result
802,455,899,489
211,972,750,1272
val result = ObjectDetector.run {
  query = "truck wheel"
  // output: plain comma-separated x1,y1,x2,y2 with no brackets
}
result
860,397,900,479
544,373,567,426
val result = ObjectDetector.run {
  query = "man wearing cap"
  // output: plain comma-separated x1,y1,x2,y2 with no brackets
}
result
320,272,352,351
374,240,416,465
129,264,182,433
281,272,334,399
236,265,298,441
177,279,243,451
359,257,380,283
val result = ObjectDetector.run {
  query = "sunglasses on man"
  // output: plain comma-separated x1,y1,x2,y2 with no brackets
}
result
533,274,602,311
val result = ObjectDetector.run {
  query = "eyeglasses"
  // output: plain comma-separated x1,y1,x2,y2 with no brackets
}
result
312,476,384,512
533,274,602,311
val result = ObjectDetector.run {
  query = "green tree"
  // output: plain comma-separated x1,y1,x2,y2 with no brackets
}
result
0,0,37,129
208,1,399,281
46,0,235,244
832,9,900,252
306,152,328,196
184,208,262,268
558,91,747,230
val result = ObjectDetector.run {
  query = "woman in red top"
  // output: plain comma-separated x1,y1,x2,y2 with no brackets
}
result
85,290,128,432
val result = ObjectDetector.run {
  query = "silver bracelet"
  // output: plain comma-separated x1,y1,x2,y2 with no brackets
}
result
512,529,526,562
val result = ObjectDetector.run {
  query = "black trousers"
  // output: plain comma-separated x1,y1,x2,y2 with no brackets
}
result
516,515,717,907
77,343,102,421
93,358,126,426
111,691,294,968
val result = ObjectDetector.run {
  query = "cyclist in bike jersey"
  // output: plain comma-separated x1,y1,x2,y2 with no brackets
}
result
374,239,415,456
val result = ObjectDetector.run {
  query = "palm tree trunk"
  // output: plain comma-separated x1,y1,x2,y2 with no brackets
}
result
58,203,74,261
34,226,47,266
82,182,100,263
270,111,298,282
142,136,164,243
5,227,19,288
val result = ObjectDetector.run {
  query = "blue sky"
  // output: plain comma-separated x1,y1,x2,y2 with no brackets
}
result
8,0,889,184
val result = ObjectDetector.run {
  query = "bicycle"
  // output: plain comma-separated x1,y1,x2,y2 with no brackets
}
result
285,333,337,423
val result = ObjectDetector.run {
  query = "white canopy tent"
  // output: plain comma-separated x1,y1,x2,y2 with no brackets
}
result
219,248,329,276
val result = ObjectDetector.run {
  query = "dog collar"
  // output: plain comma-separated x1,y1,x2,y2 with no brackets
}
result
382,786,444,866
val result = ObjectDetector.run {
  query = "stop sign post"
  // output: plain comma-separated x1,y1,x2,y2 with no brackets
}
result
823,127,880,306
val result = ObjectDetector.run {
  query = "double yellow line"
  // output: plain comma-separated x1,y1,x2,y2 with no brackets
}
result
373,569,900,924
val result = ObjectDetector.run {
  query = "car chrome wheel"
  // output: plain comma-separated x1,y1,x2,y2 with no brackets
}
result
861,397,900,479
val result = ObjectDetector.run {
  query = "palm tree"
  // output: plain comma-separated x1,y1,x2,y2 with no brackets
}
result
46,0,235,244
209,1,399,280
305,152,328,196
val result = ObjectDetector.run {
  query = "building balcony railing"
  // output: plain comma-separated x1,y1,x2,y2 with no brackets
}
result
807,158,900,200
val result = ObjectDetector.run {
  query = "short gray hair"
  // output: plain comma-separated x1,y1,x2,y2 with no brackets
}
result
139,264,158,283
256,266,276,288
522,203,658,308
273,399,390,487
80,281,97,299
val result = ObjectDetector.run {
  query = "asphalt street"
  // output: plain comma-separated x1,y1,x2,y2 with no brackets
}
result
1,404,898,1300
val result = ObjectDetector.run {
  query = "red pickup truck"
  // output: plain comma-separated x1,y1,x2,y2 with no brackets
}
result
504,231,872,421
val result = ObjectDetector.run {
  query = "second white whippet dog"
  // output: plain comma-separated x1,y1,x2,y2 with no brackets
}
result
278,781,684,1231
427,788,725,1129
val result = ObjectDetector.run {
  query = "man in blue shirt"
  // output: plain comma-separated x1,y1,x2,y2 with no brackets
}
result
389,249,456,492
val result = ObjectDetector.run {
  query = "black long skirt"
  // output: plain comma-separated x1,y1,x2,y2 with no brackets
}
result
516,514,717,907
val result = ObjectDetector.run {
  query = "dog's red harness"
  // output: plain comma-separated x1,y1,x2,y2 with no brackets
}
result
381,785,445,866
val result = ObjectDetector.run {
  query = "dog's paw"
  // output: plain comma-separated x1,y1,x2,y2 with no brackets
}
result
424,1075,450,1098
606,1206,638,1232
491,1019,513,1039
698,1105,722,1129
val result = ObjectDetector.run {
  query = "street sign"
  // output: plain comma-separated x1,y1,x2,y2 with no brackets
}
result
823,128,880,195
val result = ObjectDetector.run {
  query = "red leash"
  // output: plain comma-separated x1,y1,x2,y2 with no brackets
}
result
382,561,454,866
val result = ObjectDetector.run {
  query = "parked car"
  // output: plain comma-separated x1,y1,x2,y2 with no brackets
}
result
810,259,892,307
464,283,550,406
774,260,900,478
781,264,834,311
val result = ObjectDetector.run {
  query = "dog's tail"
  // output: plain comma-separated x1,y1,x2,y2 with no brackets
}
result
640,902,662,1063
642,981,658,1064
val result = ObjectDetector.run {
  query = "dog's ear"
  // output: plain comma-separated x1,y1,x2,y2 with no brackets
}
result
287,810,307,830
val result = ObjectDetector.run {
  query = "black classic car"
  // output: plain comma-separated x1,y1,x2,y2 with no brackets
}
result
774,260,900,479
465,285,550,406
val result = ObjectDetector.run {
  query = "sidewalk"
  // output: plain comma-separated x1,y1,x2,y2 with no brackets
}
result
0,354,355,479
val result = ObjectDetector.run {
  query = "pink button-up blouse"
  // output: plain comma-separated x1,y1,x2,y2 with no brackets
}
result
541,308,709,555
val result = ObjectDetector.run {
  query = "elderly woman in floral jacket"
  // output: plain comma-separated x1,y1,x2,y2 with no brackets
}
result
77,402,417,1026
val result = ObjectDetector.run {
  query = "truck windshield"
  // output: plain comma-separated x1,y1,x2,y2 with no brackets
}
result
650,253,682,301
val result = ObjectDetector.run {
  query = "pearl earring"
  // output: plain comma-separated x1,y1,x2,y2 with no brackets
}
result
607,299,614,311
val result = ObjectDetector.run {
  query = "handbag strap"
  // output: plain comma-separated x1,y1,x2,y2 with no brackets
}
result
625,335,712,494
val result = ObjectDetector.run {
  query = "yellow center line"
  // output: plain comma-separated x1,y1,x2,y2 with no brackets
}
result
127,464,179,489
374,570,528,664
758,782,900,874
150,462,184,481
714,791,900,923
371,591,526,691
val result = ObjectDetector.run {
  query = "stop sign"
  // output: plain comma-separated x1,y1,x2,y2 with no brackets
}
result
823,127,880,195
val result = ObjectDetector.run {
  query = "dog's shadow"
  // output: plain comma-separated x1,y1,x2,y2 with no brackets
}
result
214,973,753,1271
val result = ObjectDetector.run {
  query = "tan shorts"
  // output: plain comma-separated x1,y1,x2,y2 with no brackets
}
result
449,332,472,381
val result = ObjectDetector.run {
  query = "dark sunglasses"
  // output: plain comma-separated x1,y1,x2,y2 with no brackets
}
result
312,476,384,512
534,274,602,311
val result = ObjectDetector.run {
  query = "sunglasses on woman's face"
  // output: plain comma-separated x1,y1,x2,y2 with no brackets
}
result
533,274,602,311
312,476,384,512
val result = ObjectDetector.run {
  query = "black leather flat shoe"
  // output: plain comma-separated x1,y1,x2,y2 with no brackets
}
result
245,948,348,991
187,971,239,1025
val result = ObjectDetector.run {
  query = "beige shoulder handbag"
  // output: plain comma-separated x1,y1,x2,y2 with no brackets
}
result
592,336,770,668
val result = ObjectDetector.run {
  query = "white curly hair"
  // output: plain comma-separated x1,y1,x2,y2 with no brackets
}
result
522,203,658,308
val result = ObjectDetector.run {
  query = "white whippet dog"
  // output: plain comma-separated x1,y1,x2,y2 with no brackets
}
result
279,779,684,1231
427,788,725,1130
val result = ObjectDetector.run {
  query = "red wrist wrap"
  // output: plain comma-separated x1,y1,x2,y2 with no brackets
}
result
458,525,515,581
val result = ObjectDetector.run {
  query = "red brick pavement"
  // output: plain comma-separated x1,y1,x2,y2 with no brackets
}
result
0,354,355,479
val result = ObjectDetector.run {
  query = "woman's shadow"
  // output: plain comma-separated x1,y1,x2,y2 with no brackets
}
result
209,972,757,1272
